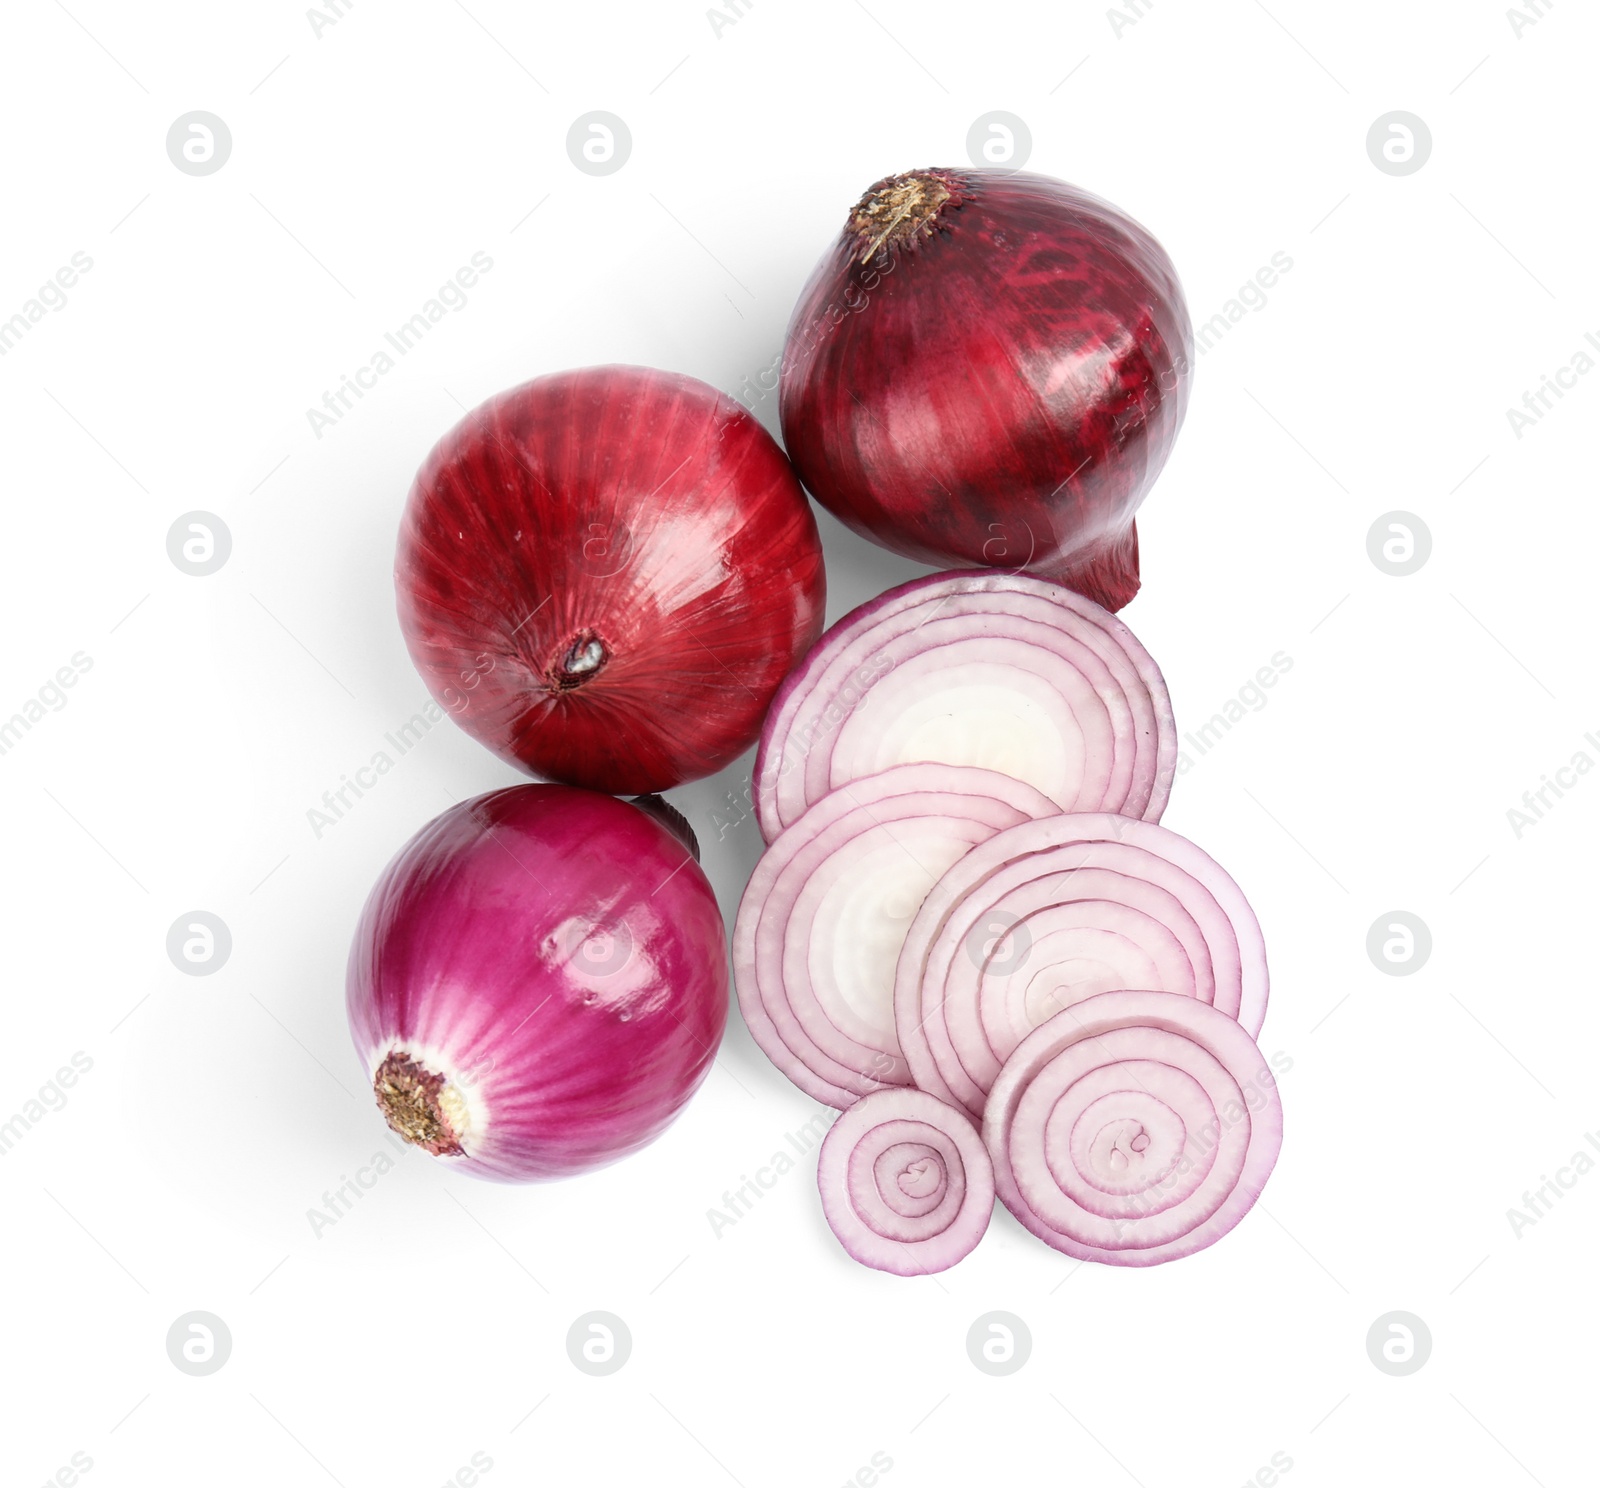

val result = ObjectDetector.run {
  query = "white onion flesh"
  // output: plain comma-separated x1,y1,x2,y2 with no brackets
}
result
733,763,1059,1108
754,571,1176,844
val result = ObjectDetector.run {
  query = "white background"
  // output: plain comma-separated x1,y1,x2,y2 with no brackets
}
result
2,1,1596,1484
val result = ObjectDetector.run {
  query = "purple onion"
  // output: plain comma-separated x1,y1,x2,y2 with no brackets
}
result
346,785,728,1181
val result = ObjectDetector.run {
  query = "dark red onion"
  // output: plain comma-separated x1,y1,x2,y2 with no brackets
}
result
895,813,1267,1119
780,169,1192,610
818,1087,994,1275
397,365,826,795
984,992,1282,1266
346,785,727,1181
753,571,1175,844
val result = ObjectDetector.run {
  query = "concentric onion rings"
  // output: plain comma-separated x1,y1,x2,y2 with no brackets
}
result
753,571,1177,843
818,1087,995,1274
896,813,1268,1117
983,991,1283,1266
733,763,1059,1107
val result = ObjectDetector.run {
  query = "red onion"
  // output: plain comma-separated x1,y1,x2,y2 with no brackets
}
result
780,169,1192,610
817,1087,994,1275
733,763,1058,1109
346,785,727,1181
397,365,826,795
753,571,1175,844
984,991,1282,1265
895,813,1267,1119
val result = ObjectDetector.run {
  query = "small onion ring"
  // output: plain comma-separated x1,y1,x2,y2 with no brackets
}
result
818,1088,995,1275
983,991,1283,1266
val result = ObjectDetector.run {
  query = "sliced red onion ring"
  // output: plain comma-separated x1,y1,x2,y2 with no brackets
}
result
733,763,1058,1108
820,619,1123,818
983,991,1282,1266
753,572,1176,843
818,1087,995,1275
896,814,1267,1117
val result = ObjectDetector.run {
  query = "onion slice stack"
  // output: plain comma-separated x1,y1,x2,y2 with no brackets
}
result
818,1087,995,1275
753,571,1176,844
984,991,1283,1265
896,813,1267,1119
733,763,1059,1108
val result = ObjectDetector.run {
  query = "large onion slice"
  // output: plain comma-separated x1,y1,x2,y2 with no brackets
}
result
818,1087,995,1275
753,571,1176,844
896,814,1267,1118
984,991,1282,1266
733,763,1058,1108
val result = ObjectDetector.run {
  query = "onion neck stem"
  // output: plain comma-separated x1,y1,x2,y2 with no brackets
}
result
548,630,611,692
850,171,959,262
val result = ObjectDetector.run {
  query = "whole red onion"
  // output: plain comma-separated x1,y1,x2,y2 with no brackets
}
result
398,365,826,795
346,785,728,1182
780,169,1193,611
